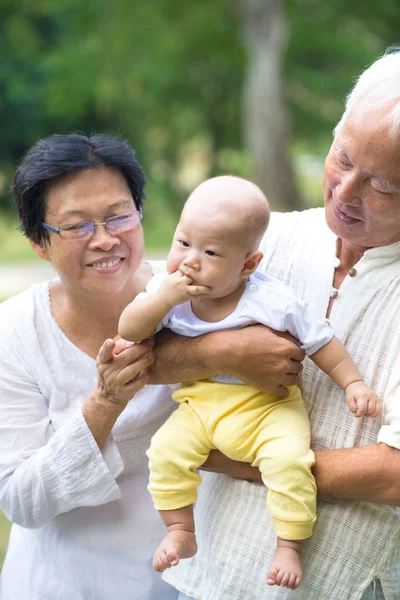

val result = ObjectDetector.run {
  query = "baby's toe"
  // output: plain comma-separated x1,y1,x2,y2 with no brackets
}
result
266,567,278,586
280,571,291,587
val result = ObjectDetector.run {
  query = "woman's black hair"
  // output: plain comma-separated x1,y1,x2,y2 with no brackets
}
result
12,133,146,244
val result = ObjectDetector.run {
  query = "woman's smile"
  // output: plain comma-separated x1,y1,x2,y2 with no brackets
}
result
87,255,125,274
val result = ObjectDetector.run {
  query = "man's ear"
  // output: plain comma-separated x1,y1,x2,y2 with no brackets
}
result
29,238,50,261
241,250,263,277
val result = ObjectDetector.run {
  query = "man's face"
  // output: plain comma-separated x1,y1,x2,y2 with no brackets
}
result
324,106,400,251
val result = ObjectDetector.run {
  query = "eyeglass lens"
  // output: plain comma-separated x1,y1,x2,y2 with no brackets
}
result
60,212,141,239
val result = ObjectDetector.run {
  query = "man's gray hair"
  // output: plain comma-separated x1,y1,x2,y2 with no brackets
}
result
334,47,400,139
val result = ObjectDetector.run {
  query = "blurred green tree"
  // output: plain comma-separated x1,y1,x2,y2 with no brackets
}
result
0,0,399,213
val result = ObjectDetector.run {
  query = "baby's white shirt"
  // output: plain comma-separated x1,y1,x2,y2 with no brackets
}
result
138,271,334,365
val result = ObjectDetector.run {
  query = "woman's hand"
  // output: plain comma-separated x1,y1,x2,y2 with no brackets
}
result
200,450,261,482
94,337,155,408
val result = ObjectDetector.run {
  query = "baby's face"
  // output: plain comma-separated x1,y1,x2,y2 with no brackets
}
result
167,209,250,299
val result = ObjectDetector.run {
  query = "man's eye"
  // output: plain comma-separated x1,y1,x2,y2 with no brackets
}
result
338,158,352,169
372,185,394,196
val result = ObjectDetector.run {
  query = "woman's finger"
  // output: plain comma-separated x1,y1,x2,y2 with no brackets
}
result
124,371,150,395
114,338,154,366
113,336,134,355
117,353,156,385
96,339,116,365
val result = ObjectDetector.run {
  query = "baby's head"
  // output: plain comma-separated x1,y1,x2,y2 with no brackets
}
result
167,175,270,298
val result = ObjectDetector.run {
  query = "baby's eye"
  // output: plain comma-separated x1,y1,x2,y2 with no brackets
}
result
179,240,189,247
205,250,217,256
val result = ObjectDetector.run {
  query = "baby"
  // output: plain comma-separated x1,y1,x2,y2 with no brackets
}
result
119,176,381,590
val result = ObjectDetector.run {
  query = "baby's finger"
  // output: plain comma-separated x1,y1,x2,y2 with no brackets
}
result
96,339,115,365
366,397,382,418
346,395,359,415
187,285,210,296
355,397,368,417
177,269,193,282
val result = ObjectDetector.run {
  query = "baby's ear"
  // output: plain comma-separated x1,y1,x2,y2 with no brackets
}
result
241,250,263,277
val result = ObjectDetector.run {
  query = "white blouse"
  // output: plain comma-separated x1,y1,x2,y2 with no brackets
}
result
0,273,179,599
163,208,400,600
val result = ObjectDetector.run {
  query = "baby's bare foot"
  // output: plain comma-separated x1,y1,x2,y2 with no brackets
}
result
153,530,198,572
266,546,302,590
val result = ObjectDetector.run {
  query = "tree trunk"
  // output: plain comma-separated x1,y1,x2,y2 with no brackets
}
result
241,0,304,211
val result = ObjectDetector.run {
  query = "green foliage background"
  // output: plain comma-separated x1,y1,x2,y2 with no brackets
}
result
1,0,400,221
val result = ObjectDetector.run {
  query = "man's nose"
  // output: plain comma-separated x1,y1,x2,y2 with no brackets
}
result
336,171,363,206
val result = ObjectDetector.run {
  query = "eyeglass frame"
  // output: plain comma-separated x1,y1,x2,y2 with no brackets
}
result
41,209,143,239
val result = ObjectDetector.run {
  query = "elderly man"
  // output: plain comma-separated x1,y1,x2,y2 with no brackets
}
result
151,49,400,599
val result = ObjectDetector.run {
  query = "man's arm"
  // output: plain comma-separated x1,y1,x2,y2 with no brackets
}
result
150,325,305,396
312,443,399,505
202,443,400,505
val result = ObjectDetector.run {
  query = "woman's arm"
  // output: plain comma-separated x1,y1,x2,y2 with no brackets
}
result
202,443,400,505
150,325,305,397
0,339,153,528
82,338,154,448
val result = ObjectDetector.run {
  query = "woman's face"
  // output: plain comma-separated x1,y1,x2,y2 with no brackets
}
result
32,166,144,298
324,106,400,251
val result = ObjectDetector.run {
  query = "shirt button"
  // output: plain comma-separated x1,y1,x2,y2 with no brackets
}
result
249,284,257,292
349,267,357,277
330,288,339,299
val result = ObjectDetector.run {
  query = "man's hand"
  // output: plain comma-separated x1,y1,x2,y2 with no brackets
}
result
345,381,382,418
150,324,304,397
218,325,305,397
159,270,210,308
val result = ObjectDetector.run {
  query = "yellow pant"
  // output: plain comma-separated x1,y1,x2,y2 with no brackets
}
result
147,380,316,540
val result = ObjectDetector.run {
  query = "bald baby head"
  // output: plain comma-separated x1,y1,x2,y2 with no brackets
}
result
181,175,270,251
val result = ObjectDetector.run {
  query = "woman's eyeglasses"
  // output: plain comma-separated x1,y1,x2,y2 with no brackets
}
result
41,210,142,240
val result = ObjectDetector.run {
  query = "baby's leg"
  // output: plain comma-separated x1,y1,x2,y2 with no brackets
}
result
153,504,198,572
147,402,214,572
250,389,316,590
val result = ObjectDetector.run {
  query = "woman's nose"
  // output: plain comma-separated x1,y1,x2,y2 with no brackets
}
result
88,224,120,250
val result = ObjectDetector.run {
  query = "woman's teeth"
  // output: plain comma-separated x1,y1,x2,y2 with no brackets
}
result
91,258,121,268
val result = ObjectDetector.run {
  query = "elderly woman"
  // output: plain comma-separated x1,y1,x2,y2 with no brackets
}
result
0,134,180,599
0,135,305,599
148,51,400,599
